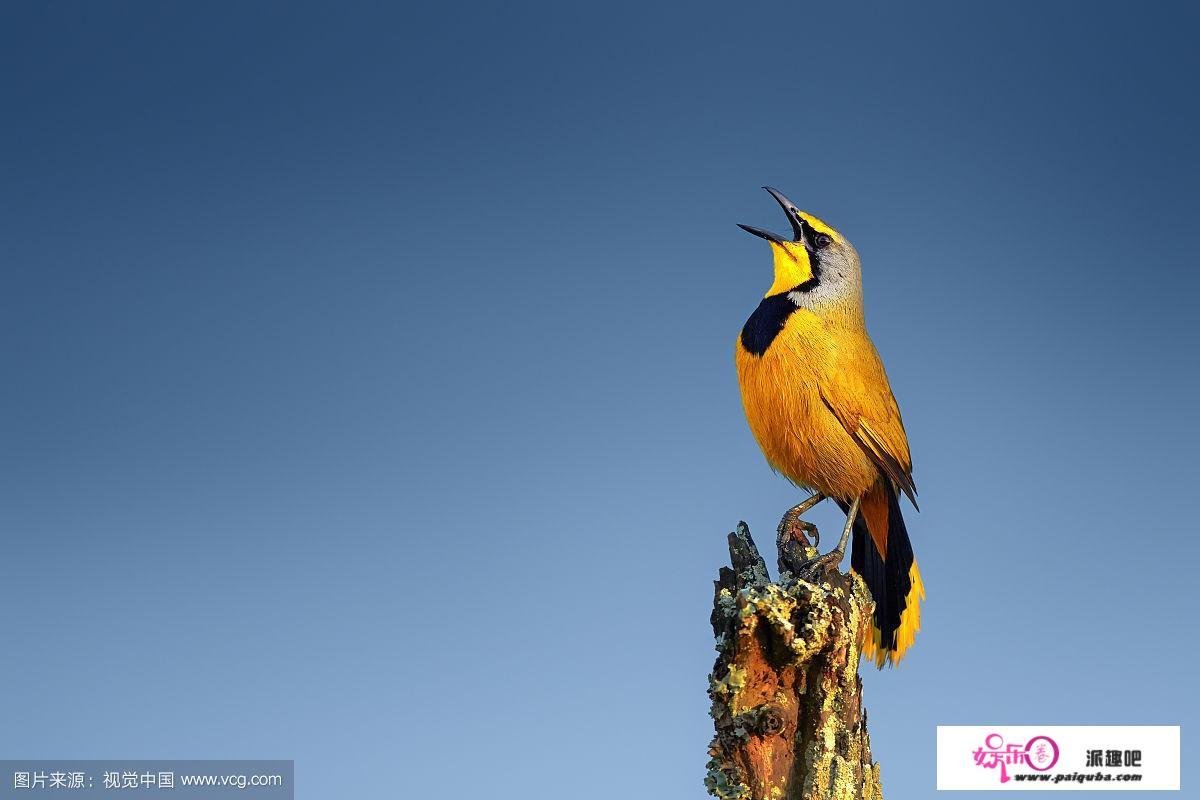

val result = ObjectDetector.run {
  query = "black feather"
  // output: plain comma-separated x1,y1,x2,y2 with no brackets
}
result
739,293,797,355
841,484,914,653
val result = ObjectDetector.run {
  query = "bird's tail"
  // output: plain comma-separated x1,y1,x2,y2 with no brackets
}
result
842,481,924,668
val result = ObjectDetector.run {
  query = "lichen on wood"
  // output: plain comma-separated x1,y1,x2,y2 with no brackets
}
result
706,521,883,800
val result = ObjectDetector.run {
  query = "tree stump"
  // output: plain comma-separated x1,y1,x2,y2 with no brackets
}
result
705,521,883,800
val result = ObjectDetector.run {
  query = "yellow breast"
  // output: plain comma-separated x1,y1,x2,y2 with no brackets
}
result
735,309,880,500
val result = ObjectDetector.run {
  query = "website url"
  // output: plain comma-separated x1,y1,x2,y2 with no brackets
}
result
1014,772,1143,784
178,773,285,789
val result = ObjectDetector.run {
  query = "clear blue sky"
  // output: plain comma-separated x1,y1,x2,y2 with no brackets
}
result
2,2,1197,798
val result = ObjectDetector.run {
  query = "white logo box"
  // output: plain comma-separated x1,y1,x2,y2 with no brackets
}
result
936,726,1180,791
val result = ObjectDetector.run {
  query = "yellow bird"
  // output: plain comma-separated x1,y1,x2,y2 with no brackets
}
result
735,187,923,667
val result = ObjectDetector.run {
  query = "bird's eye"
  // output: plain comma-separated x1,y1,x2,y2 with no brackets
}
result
815,233,833,249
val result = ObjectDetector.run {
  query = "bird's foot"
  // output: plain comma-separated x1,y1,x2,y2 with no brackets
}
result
794,495,859,583
777,501,821,549
781,518,819,550
795,547,846,584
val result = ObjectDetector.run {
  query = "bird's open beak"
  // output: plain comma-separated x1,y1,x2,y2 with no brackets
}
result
736,223,784,244
738,186,809,247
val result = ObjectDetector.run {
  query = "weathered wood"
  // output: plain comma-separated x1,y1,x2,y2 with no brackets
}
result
706,521,883,800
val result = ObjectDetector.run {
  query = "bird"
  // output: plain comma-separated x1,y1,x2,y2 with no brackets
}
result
735,187,923,667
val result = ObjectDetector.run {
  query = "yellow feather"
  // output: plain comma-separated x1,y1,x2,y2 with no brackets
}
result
735,311,901,501
860,561,925,668
797,211,840,240
764,241,814,298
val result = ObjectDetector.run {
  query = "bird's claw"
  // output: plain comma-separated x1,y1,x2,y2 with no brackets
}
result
795,548,846,583
791,520,819,550
778,510,819,550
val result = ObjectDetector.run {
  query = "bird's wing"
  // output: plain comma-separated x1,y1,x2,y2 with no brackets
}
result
818,337,918,508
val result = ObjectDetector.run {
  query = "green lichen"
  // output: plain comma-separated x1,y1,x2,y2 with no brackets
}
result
717,587,738,617
704,759,752,800
709,662,747,710
723,664,746,693
738,581,833,664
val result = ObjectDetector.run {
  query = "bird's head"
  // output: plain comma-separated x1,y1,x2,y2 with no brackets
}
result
739,187,862,312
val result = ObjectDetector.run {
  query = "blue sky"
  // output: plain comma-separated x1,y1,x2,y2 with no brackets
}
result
2,2,1197,797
